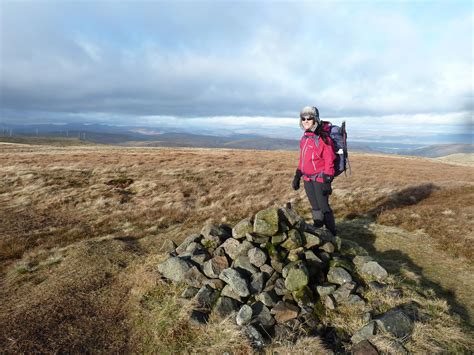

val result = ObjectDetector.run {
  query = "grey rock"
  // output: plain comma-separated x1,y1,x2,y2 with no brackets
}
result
201,223,231,240
189,309,209,325
263,272,279,292
213,296,241,318
194,285,219,308
203,278,225,290
157,257,192,282
327,267,353,285
385,339,409,355
203,256,229,279
285,263,309,291
256,290,279,307
183,266,208,288
180,286,199,299
232,218,253,239
221,285,243,302
253,207,280,236
248,247,267,267
324,295,336,310
175,234,201,254
219,268,250,297
279,206,303,227
243,325,265,348
353,255,374,269
251,302,275,328
360,261,388,281
220,238,241,260
236,304,253,326
260,264,274,278
363,312,372,323
190,251,211,266
351,322,376,344
233,256,259,276
250,272,265,294
274,278,290,296
351,340,379,355
329,257,354,272
236,240,254,258
375,310,414,339
317,284,337,298
317,251,331,263
333,282,357,303
271,301,299,323
159,239,177,253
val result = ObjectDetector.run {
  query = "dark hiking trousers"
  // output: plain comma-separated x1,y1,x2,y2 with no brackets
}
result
303,180,337,236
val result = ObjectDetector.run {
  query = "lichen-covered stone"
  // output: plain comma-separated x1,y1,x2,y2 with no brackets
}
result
221,285,243,302
353,255,374,269
321,242,335,254
246,233,270,244
285,263,309,291
292,286,314,307
304,233,321,248
281,229,303,250
327,267,353,285
253,208,280,236
360,261,388,281
287,247,304,262
271,233,287,245
233,256,259,276
232,218,253,239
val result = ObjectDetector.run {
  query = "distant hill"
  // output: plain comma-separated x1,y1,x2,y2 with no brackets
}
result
397,144,474,158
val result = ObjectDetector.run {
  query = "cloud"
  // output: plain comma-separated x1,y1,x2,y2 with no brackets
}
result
0,0,472,127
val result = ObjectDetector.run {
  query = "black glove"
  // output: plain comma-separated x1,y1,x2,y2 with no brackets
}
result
320,182,333,195
292,169,303,190
321,173,334,183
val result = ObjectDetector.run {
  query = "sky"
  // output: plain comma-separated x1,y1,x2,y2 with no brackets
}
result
0,0,472,142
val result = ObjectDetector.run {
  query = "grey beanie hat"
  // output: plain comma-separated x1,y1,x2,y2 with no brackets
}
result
299,106,320,130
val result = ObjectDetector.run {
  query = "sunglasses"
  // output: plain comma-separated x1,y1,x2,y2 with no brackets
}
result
301,117,315,122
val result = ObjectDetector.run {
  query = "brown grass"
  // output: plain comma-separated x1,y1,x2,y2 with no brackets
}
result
0,144,473,352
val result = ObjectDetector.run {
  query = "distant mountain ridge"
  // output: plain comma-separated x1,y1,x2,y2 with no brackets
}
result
0,123,471,157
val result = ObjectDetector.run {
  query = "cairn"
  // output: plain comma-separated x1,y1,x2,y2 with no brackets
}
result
157,204,414,351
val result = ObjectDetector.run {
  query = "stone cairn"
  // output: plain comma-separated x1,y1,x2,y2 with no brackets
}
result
157,204,414,352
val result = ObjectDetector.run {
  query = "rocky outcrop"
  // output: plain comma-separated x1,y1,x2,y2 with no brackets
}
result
157,204,412,351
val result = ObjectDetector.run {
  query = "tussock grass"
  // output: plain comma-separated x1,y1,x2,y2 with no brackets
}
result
0,144,473,352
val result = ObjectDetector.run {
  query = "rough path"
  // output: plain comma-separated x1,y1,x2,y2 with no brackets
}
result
338,218,474,326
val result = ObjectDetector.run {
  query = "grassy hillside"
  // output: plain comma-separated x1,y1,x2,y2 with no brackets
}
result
0,144,472,352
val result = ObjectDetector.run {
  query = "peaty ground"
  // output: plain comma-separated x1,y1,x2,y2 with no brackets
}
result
0,143,472,352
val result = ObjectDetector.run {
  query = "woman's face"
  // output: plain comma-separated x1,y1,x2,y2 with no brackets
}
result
301,117,315,130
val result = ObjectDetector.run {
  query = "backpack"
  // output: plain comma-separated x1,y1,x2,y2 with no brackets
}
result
321,120,351,177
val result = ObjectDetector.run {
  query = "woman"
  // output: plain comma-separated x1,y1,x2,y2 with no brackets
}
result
292,106,337,236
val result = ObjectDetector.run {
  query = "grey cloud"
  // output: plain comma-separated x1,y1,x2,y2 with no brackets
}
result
1,1,472,124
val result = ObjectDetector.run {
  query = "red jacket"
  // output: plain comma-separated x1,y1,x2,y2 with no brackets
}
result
298,131,336,183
